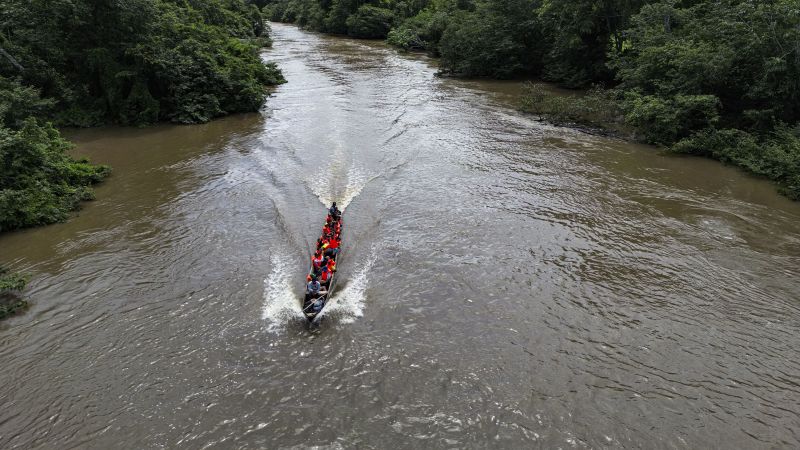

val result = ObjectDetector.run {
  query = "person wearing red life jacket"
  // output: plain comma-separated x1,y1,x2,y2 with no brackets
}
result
324,236,340,258
312,252,324,270
319,264,332,284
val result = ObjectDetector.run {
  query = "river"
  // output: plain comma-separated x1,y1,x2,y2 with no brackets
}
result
1,23,799,449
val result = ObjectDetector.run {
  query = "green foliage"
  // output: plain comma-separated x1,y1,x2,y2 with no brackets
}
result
539,0,645,87
0,295,28,320
0,117,110,231
0,76,109,232
0,267,27,292
0,77,55,128
672,126,800,199
387,9,443,51
0,0,285,126
622,91,720,144
346,6,396,39
520,82,626,132
612,0,800,133
438,0,542,78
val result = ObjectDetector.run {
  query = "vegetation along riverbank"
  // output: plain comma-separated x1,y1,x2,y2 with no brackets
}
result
263,0,800,199
0,0,285,234
0,266,27,320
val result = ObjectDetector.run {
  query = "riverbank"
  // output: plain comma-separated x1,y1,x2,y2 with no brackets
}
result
0,1,285,235
519,83,800,200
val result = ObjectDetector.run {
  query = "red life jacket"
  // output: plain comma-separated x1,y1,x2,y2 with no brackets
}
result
320,268,331,282
328,238,340,249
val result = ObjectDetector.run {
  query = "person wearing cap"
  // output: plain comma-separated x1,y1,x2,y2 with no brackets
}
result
306,276,326,296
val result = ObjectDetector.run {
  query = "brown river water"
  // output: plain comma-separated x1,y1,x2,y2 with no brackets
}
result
2,23,800,449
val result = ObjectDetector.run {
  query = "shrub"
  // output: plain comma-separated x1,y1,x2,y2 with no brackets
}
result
622,91,720,145
520,82,625,132
0,267,27,292
0,118,110,231
387,9,449,52
346,6,396,39
672,126,800,199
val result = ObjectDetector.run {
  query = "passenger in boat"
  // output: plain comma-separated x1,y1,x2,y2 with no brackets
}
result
312,252,324,269
312,297,324,312
319,264,333,284
311,251,326,276
324,236,340,258
326,256,336,272
329,202,340,218
306,276,327,296
308,261,323,281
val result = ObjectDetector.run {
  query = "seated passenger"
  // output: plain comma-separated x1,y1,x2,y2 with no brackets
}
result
324,236,340,258
319,265,333,284
307,263,323,280
306,277,323,295
311,297,324,312
312,252,324,269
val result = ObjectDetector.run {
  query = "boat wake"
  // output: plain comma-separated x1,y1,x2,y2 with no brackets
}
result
306,163,379,211
317,245,378,323
261,251,304,332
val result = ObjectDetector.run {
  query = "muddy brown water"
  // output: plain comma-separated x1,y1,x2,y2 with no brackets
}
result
1,23,799,449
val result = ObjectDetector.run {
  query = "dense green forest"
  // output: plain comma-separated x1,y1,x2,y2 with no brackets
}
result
263,0,800,199
0,0,285,234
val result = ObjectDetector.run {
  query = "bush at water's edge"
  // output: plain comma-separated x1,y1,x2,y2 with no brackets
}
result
1,0,287,234
0,267,28,320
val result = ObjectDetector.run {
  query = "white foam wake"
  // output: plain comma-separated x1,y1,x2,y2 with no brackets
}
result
318,246,378,323
306,162,381,212
261,251,304,332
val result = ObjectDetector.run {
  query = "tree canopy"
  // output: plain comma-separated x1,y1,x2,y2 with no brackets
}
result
0,0,285,233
